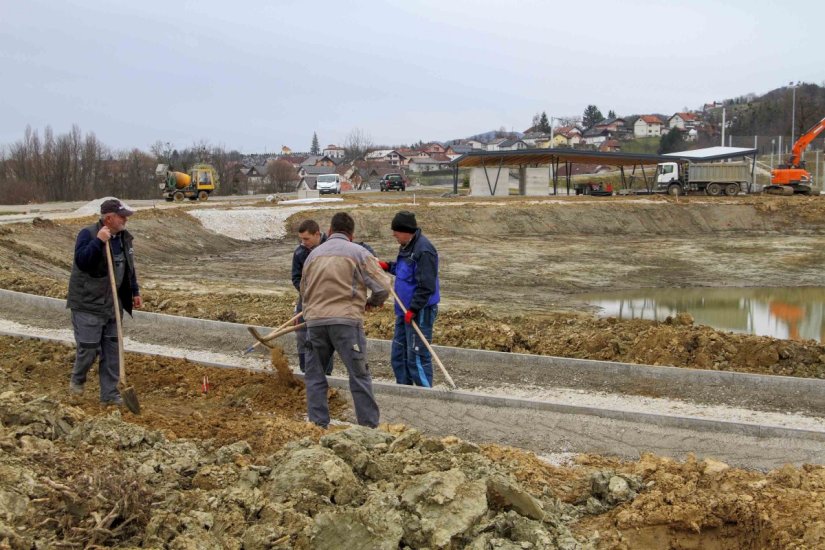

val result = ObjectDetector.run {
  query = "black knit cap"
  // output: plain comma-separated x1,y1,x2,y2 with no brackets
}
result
391,211,417,233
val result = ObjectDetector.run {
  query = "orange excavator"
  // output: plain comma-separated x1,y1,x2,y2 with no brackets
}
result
767,115,825,195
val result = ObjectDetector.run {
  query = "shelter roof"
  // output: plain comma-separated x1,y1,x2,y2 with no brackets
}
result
452,148,673,168
663,146,757,161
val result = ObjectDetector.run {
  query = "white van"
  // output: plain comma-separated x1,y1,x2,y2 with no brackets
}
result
316,174,342,194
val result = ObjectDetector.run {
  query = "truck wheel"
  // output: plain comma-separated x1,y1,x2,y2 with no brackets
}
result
724,183,739,196
173,191,185,202
706,183,722,196
667,184,681,196
198,191,209,201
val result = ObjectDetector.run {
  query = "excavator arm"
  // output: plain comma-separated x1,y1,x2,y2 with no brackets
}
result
788,116,825,167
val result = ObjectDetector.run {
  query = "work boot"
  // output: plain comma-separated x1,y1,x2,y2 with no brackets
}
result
69,382,84,395
100,396,123,406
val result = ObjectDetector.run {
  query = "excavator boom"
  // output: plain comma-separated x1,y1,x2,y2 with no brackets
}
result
788,116,825,167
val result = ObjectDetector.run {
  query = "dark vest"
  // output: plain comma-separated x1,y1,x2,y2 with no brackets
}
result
66,221,137,317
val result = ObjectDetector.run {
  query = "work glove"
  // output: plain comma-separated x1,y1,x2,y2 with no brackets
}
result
404,309,417,324
378,260,390,271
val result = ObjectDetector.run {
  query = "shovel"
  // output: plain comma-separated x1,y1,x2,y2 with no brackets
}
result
388,287,456,390
247,322,306,349
243,312,303,354
104,241,141,414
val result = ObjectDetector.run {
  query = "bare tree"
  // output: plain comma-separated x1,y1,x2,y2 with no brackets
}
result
266,159,298,193
343,128,373,159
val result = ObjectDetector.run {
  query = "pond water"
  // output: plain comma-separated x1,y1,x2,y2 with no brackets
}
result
581,287,825,343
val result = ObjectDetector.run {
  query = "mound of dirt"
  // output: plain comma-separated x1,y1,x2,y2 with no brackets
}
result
2,334,825,549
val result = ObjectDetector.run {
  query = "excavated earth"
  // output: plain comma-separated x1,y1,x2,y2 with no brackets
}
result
4,192,825,547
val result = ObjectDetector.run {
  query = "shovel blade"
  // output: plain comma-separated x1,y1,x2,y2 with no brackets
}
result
122,386,141,414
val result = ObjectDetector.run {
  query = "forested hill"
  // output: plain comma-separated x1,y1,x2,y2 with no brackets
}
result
725,83,825,137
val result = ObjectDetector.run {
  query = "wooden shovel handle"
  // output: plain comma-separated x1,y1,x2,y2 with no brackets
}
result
104,241,127,385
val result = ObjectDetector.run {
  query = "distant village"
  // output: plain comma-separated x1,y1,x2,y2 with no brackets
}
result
229,105,722,194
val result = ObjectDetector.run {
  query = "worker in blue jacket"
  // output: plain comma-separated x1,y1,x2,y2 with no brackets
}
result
379,211,440,387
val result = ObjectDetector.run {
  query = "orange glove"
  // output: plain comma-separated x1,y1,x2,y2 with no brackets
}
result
404,309,416,324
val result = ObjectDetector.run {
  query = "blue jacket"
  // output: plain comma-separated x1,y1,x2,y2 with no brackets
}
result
388,229,439,316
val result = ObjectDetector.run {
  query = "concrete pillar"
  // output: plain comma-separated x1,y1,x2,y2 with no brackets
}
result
524,167,550,196
518,167,526,195
470,167,509,197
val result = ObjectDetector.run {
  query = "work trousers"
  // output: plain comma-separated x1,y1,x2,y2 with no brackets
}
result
295,303,333,374
391,305,437,387
70,309,121,402
304,324,379,429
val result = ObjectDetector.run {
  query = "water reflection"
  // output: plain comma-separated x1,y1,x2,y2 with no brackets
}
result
581,287,825,343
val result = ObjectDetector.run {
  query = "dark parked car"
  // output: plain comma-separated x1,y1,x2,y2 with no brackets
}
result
379,173,406,192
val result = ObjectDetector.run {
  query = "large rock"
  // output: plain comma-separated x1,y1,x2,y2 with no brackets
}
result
487,475,545,520
267,446,364,506
312,493,403,550
400,469,488,548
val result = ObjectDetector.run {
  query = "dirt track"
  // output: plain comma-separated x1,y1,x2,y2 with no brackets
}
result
5,193,825,547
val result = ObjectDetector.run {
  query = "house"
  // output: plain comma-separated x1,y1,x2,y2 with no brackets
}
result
599,139,621,152
354,160,405,185
422,143,446,154
408,156,450,173
364,149,406,166
497,139,528,151
633,115,664,138
594,118,626,133
553,126,582,147
466,139,486,150
521,132,549,147
322,145,345,159
668,112,700,131
581,128,612,147
445,144,473,159
281,146,292,155
300,155,338,168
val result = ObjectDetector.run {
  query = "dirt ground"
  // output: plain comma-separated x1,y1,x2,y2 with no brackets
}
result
4,194,825,547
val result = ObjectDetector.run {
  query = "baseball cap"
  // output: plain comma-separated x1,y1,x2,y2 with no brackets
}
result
100,198,135,217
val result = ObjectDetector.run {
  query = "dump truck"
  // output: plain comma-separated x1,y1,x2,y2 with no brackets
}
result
157,164,218,201
655,161,751,196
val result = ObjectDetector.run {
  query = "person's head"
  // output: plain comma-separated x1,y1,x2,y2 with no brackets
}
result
100,198,135,234
297,219,322,249
329,212,355,240
391,210,417,245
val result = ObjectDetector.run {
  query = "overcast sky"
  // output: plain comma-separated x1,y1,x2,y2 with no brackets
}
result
2,0,823,153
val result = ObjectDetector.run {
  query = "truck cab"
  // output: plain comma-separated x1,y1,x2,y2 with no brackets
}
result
655,162,681,195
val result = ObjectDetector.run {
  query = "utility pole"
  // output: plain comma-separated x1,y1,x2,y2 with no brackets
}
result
790,81,800,146
770,139,775,170
721,108,726,146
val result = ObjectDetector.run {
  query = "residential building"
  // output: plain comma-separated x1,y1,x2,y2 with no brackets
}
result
633,115,664,138
322,145,345,159
365,149,406,166
668,112,700,131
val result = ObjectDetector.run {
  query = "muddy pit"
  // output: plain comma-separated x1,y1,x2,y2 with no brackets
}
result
4,196,825,547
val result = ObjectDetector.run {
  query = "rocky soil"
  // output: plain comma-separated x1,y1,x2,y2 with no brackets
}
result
3,335,825,549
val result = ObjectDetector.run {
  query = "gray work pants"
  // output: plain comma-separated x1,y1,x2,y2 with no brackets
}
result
304,324,379,429
70,310,121,402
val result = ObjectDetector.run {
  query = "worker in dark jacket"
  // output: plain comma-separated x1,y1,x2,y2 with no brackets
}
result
292,219,332,374
380,211,440,387
66,198,142,405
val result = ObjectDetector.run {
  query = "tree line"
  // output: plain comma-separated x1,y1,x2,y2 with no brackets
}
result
0,125,243,204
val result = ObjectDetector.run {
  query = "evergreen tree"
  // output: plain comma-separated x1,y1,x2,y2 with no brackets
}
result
539,112,551,133
658,129,686,154
608,110,616,119
310,132,320,155
582,105,605,128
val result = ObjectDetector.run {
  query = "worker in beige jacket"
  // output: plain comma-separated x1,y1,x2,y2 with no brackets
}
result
300,212,390,428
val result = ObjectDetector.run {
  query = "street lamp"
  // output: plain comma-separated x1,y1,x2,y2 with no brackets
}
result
771,139,775,170
789,81,801,145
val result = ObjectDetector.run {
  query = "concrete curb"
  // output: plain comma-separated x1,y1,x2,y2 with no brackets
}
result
3,288,824,411
3,325,825,445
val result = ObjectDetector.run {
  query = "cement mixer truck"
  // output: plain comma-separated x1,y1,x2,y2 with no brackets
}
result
157,164,218,201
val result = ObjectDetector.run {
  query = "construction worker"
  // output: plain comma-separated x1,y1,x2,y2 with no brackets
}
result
66,198,142,405
379,210,440,387
292,219,377,374
300,212,389,428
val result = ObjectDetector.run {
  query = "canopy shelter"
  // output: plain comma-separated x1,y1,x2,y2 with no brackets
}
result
449,146,759,195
